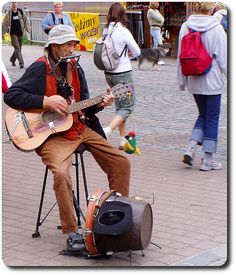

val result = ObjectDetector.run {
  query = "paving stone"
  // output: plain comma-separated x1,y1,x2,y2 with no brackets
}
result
1,44,227,267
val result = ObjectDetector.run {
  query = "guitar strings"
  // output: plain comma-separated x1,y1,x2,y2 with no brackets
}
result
36,86,130,122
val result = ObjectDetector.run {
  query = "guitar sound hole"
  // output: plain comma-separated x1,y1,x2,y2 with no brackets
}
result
42,111,60,123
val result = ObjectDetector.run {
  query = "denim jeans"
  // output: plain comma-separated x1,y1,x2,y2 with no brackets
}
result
150,28,162,48
190,94,222,153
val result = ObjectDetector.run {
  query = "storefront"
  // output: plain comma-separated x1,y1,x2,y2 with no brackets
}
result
4,2,196,56
126,2,195,56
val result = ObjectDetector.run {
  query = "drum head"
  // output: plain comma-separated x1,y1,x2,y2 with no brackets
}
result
140,203,153,249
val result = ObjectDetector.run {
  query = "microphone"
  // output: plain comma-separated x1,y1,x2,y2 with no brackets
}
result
59,54,81,63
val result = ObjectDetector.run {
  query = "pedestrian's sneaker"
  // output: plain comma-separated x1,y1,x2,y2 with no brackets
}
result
200,159,223,171
158,60,165,65
102,127,112,139
183,147,195,166
119,136,127,150
66,232,86,252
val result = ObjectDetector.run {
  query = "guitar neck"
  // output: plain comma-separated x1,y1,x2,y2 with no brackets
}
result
42,83,132,123
42,93,106,123
68,94,103,114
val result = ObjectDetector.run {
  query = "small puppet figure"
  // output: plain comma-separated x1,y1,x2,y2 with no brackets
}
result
123,131,141,156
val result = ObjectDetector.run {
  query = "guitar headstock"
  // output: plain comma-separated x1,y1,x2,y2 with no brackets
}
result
110,83,134,99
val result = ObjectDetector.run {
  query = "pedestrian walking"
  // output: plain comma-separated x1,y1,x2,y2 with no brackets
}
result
177,2,227,171
147,2,165,65
4,24,131,251
102,2,141,150
2,2,31,69
42,1,74,34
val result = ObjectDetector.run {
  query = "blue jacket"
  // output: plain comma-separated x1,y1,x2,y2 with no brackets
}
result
42,12,74,32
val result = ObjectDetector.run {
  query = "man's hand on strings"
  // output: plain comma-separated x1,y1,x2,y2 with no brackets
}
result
97,89,115,108
43,95,68,116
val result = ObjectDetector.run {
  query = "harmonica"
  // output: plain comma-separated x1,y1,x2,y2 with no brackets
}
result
59,54,81,62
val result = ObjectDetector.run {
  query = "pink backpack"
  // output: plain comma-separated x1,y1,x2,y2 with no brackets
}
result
179,29,213,76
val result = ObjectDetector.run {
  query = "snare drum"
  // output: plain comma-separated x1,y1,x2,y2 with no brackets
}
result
84,189,153,256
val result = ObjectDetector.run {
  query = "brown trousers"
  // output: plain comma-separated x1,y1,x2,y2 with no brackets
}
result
36,127,130,233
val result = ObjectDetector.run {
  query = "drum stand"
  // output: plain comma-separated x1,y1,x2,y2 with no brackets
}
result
32,144,89,238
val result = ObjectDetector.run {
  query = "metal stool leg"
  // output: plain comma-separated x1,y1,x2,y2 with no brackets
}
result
73,152,82,227
32,166,48,238
80,152,89,205
32,166,57,238
72,151,89,227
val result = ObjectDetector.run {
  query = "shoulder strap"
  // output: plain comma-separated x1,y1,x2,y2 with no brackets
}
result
108,25,118,36
51,12,56,25
103,25,117,36
120,44,128,57
107,25,127,57
188,28,196,33
18,8,23,17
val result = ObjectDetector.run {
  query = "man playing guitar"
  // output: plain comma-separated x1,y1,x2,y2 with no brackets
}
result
4,25,131,252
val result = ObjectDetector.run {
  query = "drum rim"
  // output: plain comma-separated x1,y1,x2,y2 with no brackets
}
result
85,189,115,256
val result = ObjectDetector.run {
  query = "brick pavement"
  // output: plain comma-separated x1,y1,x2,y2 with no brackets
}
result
1,44,227,267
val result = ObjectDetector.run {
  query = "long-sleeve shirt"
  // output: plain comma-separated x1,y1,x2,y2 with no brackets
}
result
104,22,141,73
147,8,164,30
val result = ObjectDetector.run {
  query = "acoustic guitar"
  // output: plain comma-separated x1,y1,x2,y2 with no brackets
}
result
5,83,133,152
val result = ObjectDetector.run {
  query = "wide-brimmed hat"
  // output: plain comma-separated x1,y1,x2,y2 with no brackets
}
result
45,25,79,48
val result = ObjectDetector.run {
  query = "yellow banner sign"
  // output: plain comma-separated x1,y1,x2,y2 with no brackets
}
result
68,12,100,52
